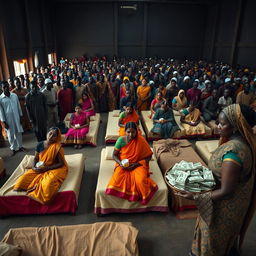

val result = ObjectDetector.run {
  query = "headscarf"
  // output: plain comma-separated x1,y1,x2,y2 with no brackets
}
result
221,104,256,248
174,89,187,109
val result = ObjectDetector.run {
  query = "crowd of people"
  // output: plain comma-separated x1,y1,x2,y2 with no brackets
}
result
1,56,256,256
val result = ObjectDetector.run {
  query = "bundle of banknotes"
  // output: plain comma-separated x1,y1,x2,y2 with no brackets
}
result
165,160,215,193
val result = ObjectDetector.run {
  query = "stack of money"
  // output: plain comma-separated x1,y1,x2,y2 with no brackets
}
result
165,160,215,193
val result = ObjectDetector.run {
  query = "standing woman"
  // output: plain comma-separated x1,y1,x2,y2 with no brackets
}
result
177,104,256,256
137,79,151,111
79,92,95,118
65,104,89,149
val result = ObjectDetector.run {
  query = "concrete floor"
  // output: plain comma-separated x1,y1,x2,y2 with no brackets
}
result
0,113,255,256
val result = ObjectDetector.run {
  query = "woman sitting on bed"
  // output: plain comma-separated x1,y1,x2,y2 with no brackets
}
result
65,104,90,149
13,127,68,205
106,122,158,205
118,103,141,136
180,101,205,136
151,101,180,139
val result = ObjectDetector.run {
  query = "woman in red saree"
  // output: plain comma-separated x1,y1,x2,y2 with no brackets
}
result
118,103,141,136
106,122,158,205
13,127,68,205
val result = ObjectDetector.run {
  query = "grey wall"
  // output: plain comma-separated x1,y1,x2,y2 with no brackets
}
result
203,0,256,69
1,0,256,74
1,0,55,76
55,1,207,59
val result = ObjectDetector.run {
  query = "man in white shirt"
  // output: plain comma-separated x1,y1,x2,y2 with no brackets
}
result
0,81,24,155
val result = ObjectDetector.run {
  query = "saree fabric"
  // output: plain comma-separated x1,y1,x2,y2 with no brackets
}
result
151,108,180,139
106,135,158,205
13,140,68,205
79,97,95,118
192,137,254,256
191,104,256,256
137,85,151,111
119,110,141,136
182,108,205,136
65,112,89,145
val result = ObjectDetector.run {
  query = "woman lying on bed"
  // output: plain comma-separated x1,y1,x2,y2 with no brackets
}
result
106,121,158,205
13,127,68,205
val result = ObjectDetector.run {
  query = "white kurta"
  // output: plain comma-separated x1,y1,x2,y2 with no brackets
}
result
0,92,24,135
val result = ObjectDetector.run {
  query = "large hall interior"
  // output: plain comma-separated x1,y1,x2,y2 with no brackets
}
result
0,0,256,255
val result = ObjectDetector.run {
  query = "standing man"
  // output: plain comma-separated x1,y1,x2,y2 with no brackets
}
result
0,81,24,155
25,82,48,141
42,78,58,129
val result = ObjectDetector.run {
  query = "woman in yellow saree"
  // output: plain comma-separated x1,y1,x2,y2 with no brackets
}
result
118,103,141,136
180,102,205,136
106,122,158,205
137,79,151,111
13,127,68,205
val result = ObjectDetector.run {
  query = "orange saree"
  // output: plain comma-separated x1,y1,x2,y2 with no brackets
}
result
137,85,151,111
106,135,158,205
119,110,141,136
13,143,68,204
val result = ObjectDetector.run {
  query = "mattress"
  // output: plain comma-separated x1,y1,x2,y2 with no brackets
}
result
195,140,219,165
0,157,5,178
1,222,139,256
153,139,207,212
94,147,169,214
0,154,85,216
140,110,183,140
105,111,146,143
206,120,220,136
62,113,101,146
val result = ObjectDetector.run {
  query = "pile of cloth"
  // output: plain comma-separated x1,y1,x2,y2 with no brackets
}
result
165,160,215,192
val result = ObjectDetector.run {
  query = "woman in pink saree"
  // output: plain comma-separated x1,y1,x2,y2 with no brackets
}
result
65,104,89,149
79,92,95,118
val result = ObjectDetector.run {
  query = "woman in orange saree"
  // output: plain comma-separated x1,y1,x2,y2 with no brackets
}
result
13,127,68,205
106,122,158,205
137,79,151,111
118,103,141,136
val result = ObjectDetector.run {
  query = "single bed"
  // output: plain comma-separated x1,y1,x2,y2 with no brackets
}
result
153,139,207,212
105,110,146,143
140,110,183,140
0,154,85,216
0,157,5,178
94,147,169,214
62,113,101,146
141,110,212,140
195,140,219,165
1,222,139,256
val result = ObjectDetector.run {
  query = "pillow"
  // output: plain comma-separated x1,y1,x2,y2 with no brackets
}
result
112,110,120,117
105,147,115,160
0,242,22,256
90,115,96,121
206,141,218,153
